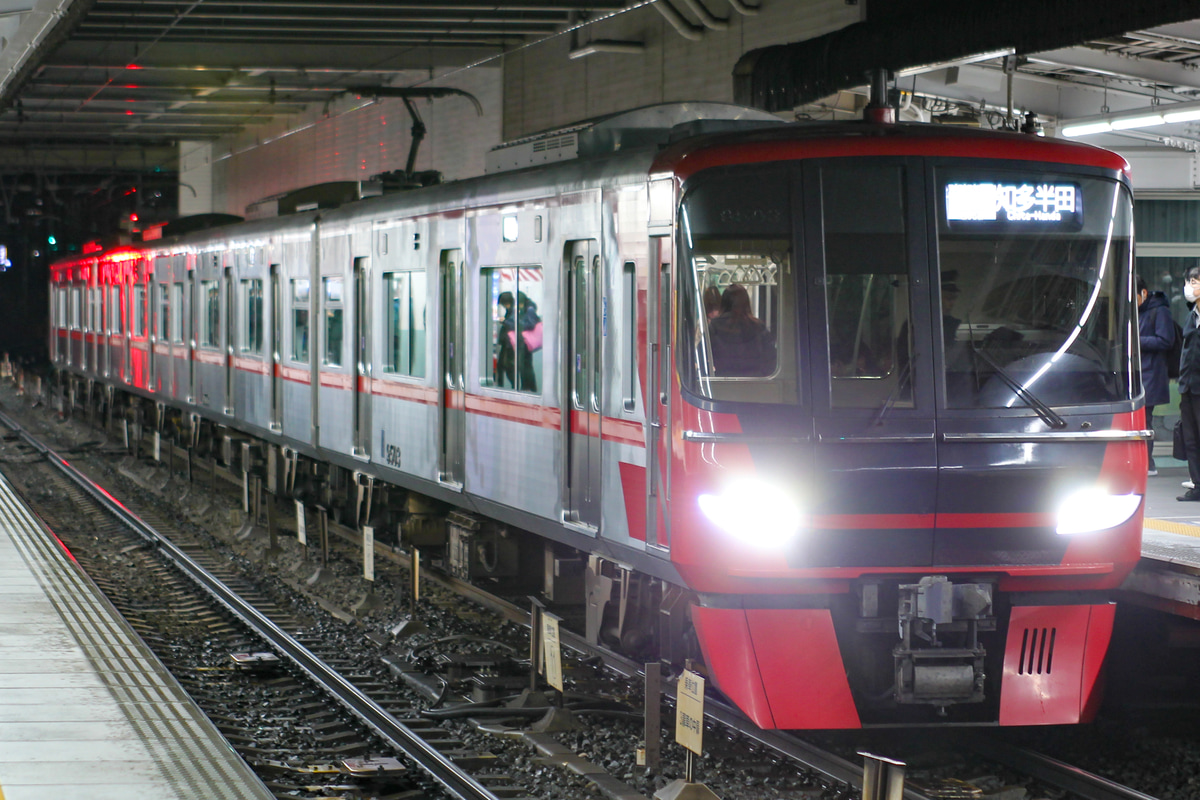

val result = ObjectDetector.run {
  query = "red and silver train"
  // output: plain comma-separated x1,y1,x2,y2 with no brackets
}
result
49,102,1148,728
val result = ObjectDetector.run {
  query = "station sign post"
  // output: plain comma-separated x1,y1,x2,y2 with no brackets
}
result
654,668,720,800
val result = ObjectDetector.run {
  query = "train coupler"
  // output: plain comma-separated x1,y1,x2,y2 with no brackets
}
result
893,576,993,707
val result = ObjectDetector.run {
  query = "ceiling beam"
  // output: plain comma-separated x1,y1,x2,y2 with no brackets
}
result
0,0,86,103
1027,44,1200,91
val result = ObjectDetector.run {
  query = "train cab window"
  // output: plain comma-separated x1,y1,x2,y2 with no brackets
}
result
383,271,427,377
291,279,310,363
679,168,796,404
935,170,1135,408
323,277,344,367
133,284,148,338
240,279,263,354
482,266,543,394
157,284,170,341
821,163,914,409
170,283,183,343
58,289,69,332
200,280,219,347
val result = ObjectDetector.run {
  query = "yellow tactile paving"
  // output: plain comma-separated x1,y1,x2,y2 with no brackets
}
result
1144,518,1200,538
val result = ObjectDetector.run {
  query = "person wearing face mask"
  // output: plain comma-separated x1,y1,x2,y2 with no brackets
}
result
1138,276,1174,476
1176,266,1200,500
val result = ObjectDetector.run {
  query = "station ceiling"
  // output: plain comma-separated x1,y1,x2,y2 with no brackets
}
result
0,0,627,168
5,2,1200,194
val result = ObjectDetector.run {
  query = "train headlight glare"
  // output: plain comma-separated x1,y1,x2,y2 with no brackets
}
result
1055,490,1141,535
698,479,802,549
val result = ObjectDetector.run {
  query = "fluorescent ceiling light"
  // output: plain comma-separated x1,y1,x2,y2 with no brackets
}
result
1111,113,1165,130
1164,108,1200,123
1062,121,1113,137
1059,98,1200,137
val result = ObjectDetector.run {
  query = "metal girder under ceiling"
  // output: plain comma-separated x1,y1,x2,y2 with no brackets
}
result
0,0,624,160
737,1,1200,154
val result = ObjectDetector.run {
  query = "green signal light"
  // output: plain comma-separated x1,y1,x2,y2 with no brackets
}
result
47,235,57,245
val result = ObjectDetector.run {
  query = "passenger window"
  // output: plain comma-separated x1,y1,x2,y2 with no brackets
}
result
240,279,263,354
200,280,219,347
291,279,310,363
323,277,344,367
821,164,913,409
170,283,183,343
482,266,543,394
111,287,122,334
158,284,170,340
383,271,427,377
71,287,80,329
133,284,148,338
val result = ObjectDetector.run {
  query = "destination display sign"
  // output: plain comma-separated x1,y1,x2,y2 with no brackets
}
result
945,181,1083,229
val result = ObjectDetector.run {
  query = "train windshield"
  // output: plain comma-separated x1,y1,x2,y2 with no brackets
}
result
936,169,1135,410
679,168,798,404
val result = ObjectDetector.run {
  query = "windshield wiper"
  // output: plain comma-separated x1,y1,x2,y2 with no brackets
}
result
968,340,1067,429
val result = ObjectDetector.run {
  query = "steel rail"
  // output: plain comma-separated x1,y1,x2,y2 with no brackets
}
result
0,406,933,800
0,407,505,800
968,736,1162,800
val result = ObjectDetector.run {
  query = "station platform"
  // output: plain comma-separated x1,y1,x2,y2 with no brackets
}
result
1124,465,1200,620
0,470,273,800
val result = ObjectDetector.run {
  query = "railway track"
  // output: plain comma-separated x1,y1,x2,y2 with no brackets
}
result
0,390,1178,800
0,408,533,800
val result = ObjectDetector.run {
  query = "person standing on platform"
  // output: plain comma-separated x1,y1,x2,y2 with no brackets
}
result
1176,267,1200,500
1138,276,1173,476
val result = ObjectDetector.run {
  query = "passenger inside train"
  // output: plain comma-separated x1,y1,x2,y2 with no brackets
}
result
708,283,775,377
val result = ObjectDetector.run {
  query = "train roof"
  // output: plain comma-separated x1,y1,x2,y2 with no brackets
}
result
51,111,1133,272
652,119,1131,180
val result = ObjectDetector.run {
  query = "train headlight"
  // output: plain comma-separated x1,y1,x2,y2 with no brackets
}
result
698,479,802,550
1055,490,1142,535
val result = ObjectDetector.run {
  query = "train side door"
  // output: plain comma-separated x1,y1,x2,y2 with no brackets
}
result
565,240,601,529
805,159,938,567
88,287,99,375
148,278,158,391
82,287,92,373
124,277,133,382
270,263,283,431
105,285,115,378
224,265,235,414
438,248,465,487
188,270,197,402
645,240,672,549
352,257,371,458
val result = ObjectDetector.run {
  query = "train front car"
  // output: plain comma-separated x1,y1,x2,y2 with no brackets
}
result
657,125,1146,729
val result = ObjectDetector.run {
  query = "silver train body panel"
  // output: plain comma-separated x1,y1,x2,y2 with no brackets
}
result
54,148,664,570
